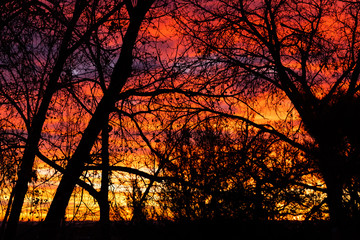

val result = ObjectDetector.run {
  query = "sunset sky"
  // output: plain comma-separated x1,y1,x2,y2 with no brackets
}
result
2,2,360,233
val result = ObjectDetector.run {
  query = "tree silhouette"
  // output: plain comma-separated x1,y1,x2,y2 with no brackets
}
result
174,0,360,231
0,0,154,239
3,0,360,239
0,0,210,236
157,118,323,221
0,0,97,238
39,1,157,238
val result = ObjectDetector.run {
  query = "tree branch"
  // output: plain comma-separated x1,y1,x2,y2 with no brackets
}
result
35,150,101,200
191,106,309,153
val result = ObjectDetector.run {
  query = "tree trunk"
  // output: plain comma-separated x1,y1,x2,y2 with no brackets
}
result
300,106,347,228
2,73,62,240
1,3,87,239
317,144,346,236
39,4,153,239
99,113,110,240
322,167,345,226
40,96,113,240
1,149,36,240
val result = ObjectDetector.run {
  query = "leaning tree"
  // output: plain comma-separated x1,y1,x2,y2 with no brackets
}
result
0,0,161,239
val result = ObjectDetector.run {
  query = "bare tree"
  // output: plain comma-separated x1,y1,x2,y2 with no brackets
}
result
0,1,129,239
172,0,360,230
2,0,211,237
3,0,353,239
39,1,159,238
157,117,323,221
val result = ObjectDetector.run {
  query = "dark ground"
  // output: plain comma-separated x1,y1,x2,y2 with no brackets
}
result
9,220,360,240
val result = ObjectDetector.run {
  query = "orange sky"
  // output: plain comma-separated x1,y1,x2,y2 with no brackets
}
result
1,0,346,222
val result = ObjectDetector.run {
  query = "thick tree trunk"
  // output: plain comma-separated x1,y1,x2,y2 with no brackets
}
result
299,105,347,227
317,144,346,235
322,166,345,227
326,179,345,224
322,169,345,240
